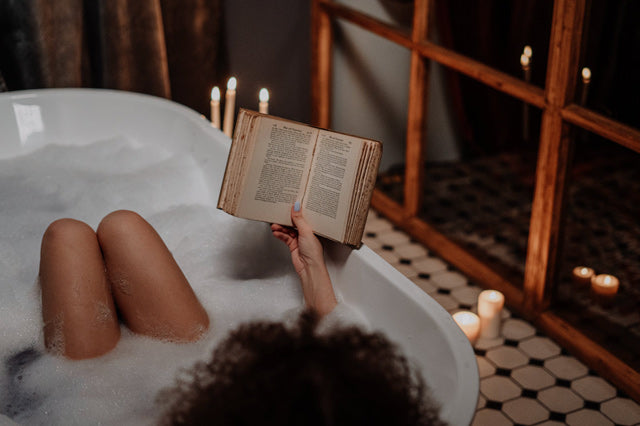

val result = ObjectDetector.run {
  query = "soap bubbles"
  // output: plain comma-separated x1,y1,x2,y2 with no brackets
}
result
0,137,310,424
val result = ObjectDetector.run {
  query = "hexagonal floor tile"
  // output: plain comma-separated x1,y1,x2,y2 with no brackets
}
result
511,365,556,391
364,217,393,233
475,336,505,351
502,398,550,425
472,408,514,426
566,409,614,426
501,318,536,341
480,376,521,402
601,397,640,425
476,356,496,378
451,286,482,306
486,346,529,370
544,356,589,381
393,242,428,259
412,257,448,274
538,386,584,413
571,376,616,403
431,270,468,290
518,336,561,360
376,229,411,246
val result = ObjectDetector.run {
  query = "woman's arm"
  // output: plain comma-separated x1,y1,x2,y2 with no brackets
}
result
271,202,337,317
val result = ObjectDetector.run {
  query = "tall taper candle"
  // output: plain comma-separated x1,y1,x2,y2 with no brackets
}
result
521,53,531,142
210,86,221,129
259,88,269,114
223,77,237,137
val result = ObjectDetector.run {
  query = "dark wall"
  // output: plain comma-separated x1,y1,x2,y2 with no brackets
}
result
223,1,311,123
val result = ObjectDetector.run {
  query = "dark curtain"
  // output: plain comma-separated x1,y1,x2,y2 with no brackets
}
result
0,0,227,116
435,0,554,159
435,1,640,158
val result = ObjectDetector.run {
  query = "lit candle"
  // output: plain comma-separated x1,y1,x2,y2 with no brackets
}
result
477,290,504,339
520,53,531,142
222,77,237,137
572,266,595,287
590,274,619,307
580,67,591,106
210,86,221,129
523,45,532,60
259,88,269,114
452,311,480,343
520,54,531,80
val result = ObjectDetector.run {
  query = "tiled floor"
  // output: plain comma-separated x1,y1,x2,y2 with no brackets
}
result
363,210,640,426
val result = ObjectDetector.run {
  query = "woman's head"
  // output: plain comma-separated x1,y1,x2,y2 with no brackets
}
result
159,310,445,426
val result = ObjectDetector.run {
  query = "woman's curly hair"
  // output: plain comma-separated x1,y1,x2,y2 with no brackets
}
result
158,310,446,426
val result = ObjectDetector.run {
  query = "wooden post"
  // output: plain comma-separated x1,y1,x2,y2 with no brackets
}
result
403,0,430,216
523,0,585,315
311,0,333,128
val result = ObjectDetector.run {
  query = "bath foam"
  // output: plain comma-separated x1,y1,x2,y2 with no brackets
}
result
0,136,363,425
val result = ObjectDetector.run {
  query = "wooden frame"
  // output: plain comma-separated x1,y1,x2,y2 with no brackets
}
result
311,0,640,401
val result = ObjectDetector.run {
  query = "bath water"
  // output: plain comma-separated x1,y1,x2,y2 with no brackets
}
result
0,137,361,425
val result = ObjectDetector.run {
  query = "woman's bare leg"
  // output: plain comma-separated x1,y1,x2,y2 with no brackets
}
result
97,210,209,342
39,219,121,360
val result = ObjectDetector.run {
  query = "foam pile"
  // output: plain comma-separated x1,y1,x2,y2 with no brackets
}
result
0,137,312,425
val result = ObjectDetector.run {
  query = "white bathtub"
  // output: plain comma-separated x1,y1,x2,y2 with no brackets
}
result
0,89,478,425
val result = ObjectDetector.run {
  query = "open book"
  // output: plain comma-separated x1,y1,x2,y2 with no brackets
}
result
217,109,382,248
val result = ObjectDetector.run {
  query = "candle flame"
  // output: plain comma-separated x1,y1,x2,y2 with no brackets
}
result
259,88,269,102
453,311,478,326
603,275,612,285
520,54,530,68
227,77,237,91
211,86,220,101
581,67,591,83
580,267,589,275
523,45,532,58
487,290,502,301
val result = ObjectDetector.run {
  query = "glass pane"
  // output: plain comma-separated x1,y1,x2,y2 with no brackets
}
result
431,0,554,87
334,0,414,31
577,0,640,130
555,131,640,371
377,67,541,285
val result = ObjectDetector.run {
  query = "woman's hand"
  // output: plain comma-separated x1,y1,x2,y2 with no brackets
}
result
270,202,324,275
271,202,337,317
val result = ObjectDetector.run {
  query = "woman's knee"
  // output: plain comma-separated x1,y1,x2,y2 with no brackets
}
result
41,218,95,249
97,210,147,245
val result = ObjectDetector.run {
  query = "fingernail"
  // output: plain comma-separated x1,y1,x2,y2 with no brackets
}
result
294,201,301,212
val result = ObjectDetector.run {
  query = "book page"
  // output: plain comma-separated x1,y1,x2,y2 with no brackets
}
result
236,116,317,226
302,130,364,241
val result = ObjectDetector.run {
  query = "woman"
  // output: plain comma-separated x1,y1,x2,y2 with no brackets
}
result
38,203,444,425
38,202,334,359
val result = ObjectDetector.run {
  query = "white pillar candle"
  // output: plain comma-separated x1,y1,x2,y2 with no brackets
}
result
452,311,480,344
478,290,504,339
210,86,221,129
590,274,619,306
259,88,269,114
572,266,594,287
222,77,237,137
